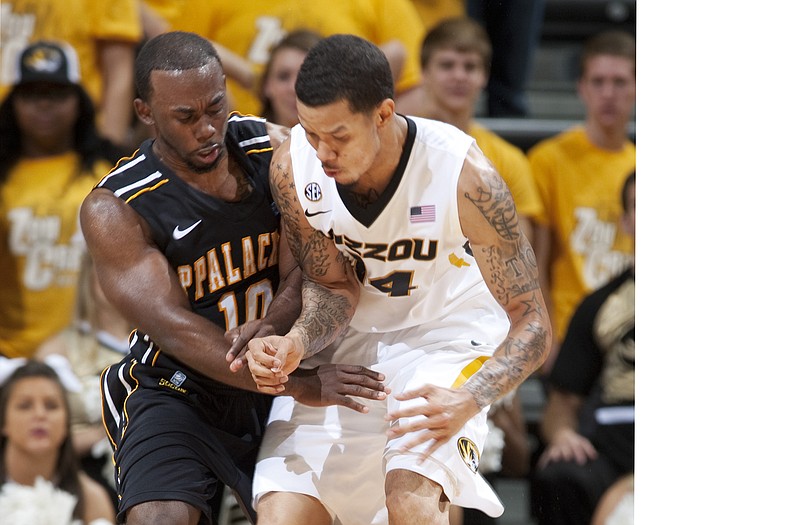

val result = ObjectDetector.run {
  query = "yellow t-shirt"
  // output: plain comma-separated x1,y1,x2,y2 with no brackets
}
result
0,153,110,358
0,0,142,106
409,0,465,29
527,126,635,341
142,0,186,27
166,0,425,116
468,122,541,220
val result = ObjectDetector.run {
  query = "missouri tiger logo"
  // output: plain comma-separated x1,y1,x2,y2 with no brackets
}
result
457,437,480,473
24,46,64,74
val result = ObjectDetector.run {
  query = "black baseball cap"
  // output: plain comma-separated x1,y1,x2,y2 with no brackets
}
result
12,40,81,87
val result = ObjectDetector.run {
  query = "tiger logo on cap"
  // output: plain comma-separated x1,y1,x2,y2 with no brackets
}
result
24,46,64,74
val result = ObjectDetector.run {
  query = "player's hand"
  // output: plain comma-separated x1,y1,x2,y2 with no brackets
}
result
245,335,302,394
537,428,597,468
225,318,276,372
385,384,480,463
287,365,388,412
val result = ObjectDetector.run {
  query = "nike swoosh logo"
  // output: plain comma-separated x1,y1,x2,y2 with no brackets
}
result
304,209,332,217
172,219,202,240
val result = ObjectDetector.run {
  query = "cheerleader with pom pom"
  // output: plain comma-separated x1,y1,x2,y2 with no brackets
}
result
0,360,115,525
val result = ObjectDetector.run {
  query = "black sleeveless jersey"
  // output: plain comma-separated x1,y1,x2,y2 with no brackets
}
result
95,113,281,338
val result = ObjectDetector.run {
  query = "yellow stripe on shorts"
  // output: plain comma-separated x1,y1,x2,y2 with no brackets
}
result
451,355,490,388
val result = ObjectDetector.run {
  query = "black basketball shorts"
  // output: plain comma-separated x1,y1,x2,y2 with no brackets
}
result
100,345,272,524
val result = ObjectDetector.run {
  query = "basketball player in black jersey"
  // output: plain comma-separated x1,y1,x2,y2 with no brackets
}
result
79,32,386,525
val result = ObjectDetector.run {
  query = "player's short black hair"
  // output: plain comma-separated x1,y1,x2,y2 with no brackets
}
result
295,34,394,114
135,31,222,101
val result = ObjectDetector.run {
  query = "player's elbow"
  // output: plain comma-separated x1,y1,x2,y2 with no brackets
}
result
522,317,552,375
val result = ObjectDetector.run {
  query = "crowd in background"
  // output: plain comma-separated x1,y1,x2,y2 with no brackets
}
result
0,1,635,524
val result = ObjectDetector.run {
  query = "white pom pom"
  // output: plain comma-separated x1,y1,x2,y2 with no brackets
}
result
0,477,79,525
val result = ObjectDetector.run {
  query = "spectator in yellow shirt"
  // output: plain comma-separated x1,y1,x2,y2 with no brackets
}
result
527,31,636,370
0,0,142,147
416,17,540,242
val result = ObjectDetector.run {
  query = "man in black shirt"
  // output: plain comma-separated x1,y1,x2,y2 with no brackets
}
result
530,172,635,525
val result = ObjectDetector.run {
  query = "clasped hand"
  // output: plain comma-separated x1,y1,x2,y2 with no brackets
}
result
242,334,302,394
225,319,302,393
225,321,387,412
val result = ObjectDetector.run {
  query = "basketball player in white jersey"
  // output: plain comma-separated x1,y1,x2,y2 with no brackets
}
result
237,34,552,525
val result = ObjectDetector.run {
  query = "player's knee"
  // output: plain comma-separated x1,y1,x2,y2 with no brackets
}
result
385,469,448,521
126,500,202,525
257,491,331,525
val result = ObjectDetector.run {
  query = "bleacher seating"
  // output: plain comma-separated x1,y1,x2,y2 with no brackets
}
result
540,0,636,44
473,0,636,150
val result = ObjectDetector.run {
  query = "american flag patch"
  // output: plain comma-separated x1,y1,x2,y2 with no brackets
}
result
410,205,436,223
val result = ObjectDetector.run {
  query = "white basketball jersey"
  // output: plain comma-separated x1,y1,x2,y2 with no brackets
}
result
290,116,507,333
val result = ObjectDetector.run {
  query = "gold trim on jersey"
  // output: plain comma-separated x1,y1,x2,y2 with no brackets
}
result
125,179,170,203
246,147,273,155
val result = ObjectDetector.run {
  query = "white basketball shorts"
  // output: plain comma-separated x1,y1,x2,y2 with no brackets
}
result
253,306,509,524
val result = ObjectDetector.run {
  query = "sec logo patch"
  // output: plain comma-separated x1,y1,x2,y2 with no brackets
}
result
457,437,480,473
304,182,322,202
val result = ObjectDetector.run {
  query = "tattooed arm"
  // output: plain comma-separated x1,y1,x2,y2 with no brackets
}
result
387,142,551,459
244,137,361,394
458,143,551,408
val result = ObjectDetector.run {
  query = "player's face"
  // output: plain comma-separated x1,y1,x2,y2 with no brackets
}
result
2,377,68,457
262,47,307,128
422,48,487,114
139,60,229,174
578,55,636,131
297,99,383,186
13,82,80,150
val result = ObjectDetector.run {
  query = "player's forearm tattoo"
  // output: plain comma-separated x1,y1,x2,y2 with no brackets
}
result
296,276,353,358
464,197,550,408
464,321,550,409
465,176,519,241
270,160,354,357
